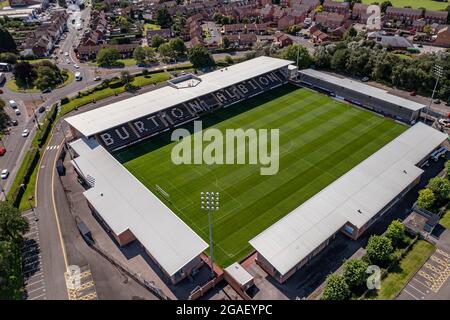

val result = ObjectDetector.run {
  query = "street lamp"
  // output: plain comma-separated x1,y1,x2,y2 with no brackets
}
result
425,64,444,125
201,191,219,279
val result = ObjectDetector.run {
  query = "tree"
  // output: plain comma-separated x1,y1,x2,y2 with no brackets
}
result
445,161,450,180
0,52,17,64
13,61,35,84
120,70,133,85
155,7,172,28
0,26,16,53
97,48,122,67
344,27,357,39
168,37,186,58
281,44,312,69
188,45,215,69
225,55,234,65
366,235,394,266
343,259,369,289
314,46,333,68
380,1,392,14
34,65,62,90
0,98,8,130
151,35,165,48
133,46,157,65
322,274,351,300
330,49,349,71
427,177,450,204
416,188,436,210
158,42,175,62
385,220,406,247
0,202,27,242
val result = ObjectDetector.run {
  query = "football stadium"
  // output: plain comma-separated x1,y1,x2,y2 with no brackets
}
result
64,56,447,284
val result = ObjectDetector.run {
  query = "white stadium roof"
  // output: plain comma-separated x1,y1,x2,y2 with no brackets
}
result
249,123,447,277
66,56,293,137
299,69,425,112
70,138,208,277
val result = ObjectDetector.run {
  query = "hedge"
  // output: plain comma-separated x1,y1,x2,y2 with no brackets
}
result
10,148,40,207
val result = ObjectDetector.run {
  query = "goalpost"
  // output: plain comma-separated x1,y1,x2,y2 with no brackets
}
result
155,184,170,202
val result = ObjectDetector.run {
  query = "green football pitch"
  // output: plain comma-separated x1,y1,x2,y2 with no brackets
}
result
114,84,407,267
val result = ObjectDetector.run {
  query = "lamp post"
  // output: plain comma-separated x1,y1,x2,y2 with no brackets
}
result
425,64,444,125
201,191,219,279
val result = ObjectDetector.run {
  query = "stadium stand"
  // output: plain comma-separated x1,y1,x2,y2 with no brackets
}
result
66,57,294,151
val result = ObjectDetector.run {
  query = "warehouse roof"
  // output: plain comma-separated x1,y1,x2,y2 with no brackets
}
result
66,56,293,137
249,123,447,277
69,138,208,277
299,69,425,112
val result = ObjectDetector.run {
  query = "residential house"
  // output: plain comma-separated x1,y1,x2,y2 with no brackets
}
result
146,28,172,42
385,7,423,26
315,12,346,30
424,10,448,25
77,43,139,60
311,29,330,43
278,15,296,30
322,0,350,16
273,31,293,47
434,26,450,47
368,32,414,50
222,23,246,34
351,3,370,23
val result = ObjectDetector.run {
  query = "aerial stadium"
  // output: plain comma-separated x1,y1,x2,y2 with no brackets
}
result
64,56,447,285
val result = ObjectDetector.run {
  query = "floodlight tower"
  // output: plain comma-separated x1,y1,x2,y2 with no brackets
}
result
425,64,444,125
201,191,219,279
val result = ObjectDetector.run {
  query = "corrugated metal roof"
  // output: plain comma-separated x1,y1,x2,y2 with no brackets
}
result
299,69,425,112
66,56,293,137
249,123,447,276
70,138,208,277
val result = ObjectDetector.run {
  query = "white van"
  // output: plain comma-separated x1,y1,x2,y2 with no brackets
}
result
75,72,82,81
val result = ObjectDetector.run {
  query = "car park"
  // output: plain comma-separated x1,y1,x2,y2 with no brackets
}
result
22,129,29,137
1,169,9,179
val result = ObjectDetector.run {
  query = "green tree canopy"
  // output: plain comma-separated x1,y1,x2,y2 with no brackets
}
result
13,61,36,84
385,220,406,247
380,1,392,13
366,235,394,266
188,45,215,69
427,177,450,204
158,42,175,62
168,37,186,58
151,35,165,48
281,44,312,69
322,274,351,300
155,7,172,28
97,48,122,68
133,46,157,65
0,52,17,64
0,26,16,53
343,259,369,289
417,188,436,211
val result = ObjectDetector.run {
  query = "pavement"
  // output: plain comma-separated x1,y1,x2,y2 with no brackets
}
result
397,229,450,300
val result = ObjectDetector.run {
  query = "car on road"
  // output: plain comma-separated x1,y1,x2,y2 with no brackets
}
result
15,109,21,116
42,88,51,93
9,100,17,108
434,99,441,104
60,50,63,54
66,59,71,64
1,169,9,179
11,119,18,126
38,106,46,113
74,64,80,69
64,52,69,56
438,118,450,128
94,76,101,81
0,147,6,156
361,77,369,82
21,129,29,137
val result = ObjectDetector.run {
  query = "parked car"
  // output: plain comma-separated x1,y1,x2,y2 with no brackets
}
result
38,106,46,113
361,77,369,82
64,52,69,56
74,64,80,69
94,76,101,81
1,169,9,179
446,101,450,107
9,100,17,108
11,119,18,126
410,91,416,96
438,118,450,128
15,109,21,116
42,88,51,93
0,147,6,156
434,99,441,104
21,129,29,137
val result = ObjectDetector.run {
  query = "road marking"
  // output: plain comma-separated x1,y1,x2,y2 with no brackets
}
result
30,293,46,300
407,283,427,296
27,279,45,287
27,285,45,294
403,289,420,300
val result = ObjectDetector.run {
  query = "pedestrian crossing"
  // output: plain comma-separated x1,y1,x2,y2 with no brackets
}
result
46,145,60,151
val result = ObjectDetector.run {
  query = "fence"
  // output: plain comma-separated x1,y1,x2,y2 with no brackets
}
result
188,274,223,300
